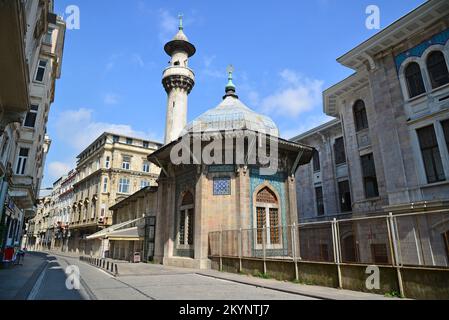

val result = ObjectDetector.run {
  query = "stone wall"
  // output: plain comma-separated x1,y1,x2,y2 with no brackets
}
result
210,256,449,299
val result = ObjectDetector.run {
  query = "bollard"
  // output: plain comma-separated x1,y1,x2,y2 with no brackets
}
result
114,264,118,276
107,261,109,270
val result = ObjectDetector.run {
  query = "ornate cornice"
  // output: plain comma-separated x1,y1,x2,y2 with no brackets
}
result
162,74,195,94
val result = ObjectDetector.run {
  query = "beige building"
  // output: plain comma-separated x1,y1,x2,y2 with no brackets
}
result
69,133,162,257
0,0,65,260
27,169,76,251
106,187,158,262
30,196,52,251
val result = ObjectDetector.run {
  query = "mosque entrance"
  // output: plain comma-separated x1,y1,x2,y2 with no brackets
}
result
176,191,195,258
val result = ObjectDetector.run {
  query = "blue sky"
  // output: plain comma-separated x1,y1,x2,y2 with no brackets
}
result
44,0,425,187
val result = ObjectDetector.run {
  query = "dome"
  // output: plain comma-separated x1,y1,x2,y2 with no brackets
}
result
173,29,188,42
183,95,279,137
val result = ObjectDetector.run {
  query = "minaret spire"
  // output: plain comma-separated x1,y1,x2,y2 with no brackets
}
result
162,16,196,144
178,13,184,30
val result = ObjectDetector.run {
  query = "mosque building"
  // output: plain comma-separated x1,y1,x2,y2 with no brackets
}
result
144,18,314,269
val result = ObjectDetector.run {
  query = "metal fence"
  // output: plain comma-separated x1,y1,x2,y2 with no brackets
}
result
209,210,449,268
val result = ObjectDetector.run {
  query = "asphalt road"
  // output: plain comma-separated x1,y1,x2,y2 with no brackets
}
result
26,254,317,300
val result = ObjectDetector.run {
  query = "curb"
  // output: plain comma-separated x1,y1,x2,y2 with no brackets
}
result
13,259,48,300
196,272,334,300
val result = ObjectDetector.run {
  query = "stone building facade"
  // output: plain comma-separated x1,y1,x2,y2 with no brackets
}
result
30,196,52,251
69,133,161,257
0,0,65,261
295,0,449,221
293,119,351,221
26,169,75,251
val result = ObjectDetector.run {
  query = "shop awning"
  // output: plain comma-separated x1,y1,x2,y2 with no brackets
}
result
107,227,143,241
86,217,144,240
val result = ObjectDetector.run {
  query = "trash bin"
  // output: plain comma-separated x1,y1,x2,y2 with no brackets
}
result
133,252,141,263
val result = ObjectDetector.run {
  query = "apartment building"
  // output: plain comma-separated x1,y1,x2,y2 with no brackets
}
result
0,0,66,261
69,133,161,257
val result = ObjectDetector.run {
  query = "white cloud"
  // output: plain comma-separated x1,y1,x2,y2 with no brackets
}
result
158,9,178,43
261,69,324,118
201,55,223,78
157,9,196,43
105,53,123,72
54,108,162,152
103,93,120,105
47,161,73,181
204,55,215,68
131,53,145,68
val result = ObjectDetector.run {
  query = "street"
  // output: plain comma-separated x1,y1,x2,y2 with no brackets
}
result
10,253,317,300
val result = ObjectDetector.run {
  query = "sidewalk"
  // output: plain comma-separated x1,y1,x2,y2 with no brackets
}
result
0,252,49,300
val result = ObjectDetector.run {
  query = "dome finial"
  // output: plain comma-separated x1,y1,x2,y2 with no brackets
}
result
178,13,184,30
226,65,235,88
224,65,238,99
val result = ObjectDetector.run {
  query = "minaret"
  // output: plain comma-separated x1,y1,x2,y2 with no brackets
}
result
162,14,196,144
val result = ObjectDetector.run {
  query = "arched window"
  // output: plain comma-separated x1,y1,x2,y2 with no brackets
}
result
255,187,280,246
353,100,369,132
427,51,449,89
405,62,426,98
179,191,194,246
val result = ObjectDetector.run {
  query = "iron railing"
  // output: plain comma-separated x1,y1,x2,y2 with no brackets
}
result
209,210,449,269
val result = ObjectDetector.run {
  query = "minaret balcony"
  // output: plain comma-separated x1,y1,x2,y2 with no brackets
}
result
162,66,195,82
162,66,195,93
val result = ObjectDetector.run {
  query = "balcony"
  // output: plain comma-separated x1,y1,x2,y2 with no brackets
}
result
0,0,30,130
8,175,36,211
162,66,195,81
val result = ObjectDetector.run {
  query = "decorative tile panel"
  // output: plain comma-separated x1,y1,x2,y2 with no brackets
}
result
213,177,231,195
395,28,449,71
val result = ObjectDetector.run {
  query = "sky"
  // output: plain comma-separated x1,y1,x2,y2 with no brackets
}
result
43,0,426,188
